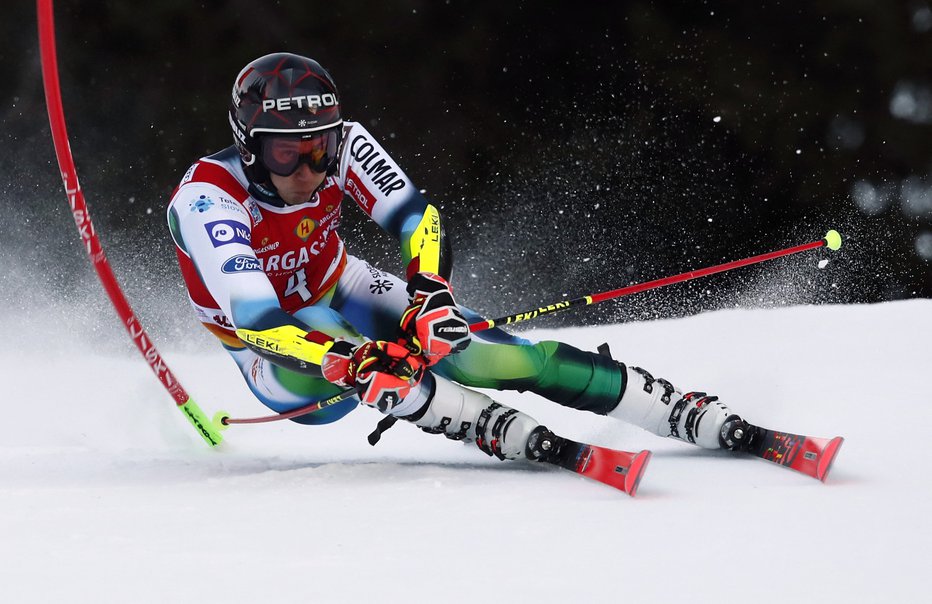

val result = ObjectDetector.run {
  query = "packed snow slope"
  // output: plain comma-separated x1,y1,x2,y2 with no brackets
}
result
1,300,929,603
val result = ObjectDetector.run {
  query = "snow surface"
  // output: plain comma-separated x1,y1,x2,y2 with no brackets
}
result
1,300,930,603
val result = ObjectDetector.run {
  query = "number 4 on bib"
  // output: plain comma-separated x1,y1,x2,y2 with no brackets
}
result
285,268,312,302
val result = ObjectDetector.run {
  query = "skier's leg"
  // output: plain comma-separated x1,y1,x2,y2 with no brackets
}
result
606,363,748,450
327,259,610,410
438,337,748,450
328,258,620,412
388,372,547,462
434,337,624,415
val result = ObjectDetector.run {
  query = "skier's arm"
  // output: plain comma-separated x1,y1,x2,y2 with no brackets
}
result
168,183,331,373
337,122,470,361
337,122,452,280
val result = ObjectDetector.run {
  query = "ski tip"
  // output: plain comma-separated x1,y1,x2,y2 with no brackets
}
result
625,450,652,497
817,436,844,482
824,229,842,251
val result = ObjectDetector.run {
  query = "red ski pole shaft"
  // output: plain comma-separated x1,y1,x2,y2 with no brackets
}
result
220,387,359,426
37,0,222,446
469,230,842,332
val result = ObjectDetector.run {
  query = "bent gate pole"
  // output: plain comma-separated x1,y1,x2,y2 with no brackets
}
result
37,0,222,447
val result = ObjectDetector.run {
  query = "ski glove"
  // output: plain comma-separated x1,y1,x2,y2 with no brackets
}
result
399,272,471,365
321,339,425,412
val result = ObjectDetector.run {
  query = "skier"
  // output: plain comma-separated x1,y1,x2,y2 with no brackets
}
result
167,52,751,468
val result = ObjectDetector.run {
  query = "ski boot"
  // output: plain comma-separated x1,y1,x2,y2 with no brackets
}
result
400,373,542,460
608,364,750,450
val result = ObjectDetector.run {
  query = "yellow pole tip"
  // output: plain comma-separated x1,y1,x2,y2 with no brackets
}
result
212,411,231,432
824,229,842,251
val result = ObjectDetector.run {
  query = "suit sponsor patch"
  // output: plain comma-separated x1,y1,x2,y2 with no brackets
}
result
346,167,376,215
221,254,262,274
295,217,317,241
181,163,197,185
245,198,263,225
348,134,406,197
205,220,251,247
189,194,214,213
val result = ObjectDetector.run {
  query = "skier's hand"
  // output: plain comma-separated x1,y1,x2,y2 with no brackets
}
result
399,272,471,365
321,339,425,411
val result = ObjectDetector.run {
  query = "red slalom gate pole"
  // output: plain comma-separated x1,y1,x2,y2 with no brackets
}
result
37,0,222,446
469,230,843,332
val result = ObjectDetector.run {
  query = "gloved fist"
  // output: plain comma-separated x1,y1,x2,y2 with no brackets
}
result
322,339,425,412
400,272,471,365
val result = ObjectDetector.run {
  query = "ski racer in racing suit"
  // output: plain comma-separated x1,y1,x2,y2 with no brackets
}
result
167,53,751,464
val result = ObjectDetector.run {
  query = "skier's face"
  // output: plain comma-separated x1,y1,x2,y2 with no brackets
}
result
270,163,327,205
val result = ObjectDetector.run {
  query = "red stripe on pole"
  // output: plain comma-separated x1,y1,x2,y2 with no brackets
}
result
588,239,827,305
470,237,828,333
37,0,190,406
469,320,494,332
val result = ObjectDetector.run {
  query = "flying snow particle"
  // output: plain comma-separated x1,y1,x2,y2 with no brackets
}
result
818,259,829,269
713,116,722,123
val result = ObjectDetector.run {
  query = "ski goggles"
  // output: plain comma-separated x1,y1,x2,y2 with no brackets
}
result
259,130,340,176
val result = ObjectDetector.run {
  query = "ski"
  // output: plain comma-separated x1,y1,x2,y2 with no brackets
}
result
531,430,651,496
568,442,652,496
740,424,844,481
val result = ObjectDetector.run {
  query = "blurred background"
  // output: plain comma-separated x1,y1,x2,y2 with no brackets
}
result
2,0,930,340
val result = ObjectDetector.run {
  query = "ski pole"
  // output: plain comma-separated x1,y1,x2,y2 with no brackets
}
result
37,0,223,447
468,230,843,332
218,388,358,426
